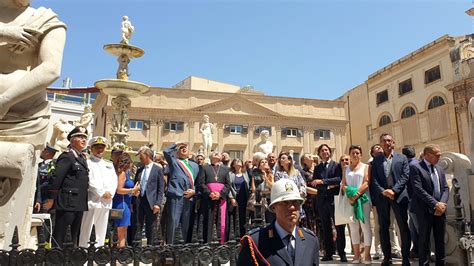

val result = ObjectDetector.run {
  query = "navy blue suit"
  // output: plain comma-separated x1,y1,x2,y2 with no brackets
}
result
136,163,165,244
370,152,411,263
312,160,345,259
163,143,200,244
409,161,448,266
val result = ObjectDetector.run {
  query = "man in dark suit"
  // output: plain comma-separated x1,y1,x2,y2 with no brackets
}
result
136,146,165,244
197,151,231,243
44,126,89,247
311,144,346,262
238,179,319,266
163,142,200,244
409,144,448,266
370,133,411,265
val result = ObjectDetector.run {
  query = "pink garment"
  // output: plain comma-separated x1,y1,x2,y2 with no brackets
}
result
207,183,226,244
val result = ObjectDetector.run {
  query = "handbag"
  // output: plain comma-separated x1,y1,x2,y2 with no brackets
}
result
334,189,354,225
247,193,256,212
110,195,125,220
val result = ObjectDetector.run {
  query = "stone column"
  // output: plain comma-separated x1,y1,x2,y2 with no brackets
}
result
275,125,282,154
217,122,224,152
188,120,195,150
247,124,256,159
149,119,158,147
303,127,312,153
157,120,164,150
334,128,343,160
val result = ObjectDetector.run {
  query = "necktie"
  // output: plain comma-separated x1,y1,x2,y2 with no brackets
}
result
430,165,441,199
385,157,393,187
140,166,148,197
284,234,295,263
323,162,328,168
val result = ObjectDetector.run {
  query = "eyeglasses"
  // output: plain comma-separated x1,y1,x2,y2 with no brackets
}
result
280,200,301,208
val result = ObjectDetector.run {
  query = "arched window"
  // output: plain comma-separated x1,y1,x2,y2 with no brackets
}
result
401,106,416,119
379,115,392,127
428,96,445,109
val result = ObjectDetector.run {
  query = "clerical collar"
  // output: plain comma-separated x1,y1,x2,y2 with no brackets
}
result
274,220,296,239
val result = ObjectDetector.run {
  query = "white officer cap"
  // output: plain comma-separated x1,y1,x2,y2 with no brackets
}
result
88,136,108,147
268,179,304,211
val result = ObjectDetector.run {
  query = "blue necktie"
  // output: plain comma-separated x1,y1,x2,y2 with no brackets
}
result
140,167,148,197
430,165,441,199
284,234,295,263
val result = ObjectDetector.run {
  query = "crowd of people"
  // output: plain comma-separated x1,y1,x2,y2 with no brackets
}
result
34,126,449,266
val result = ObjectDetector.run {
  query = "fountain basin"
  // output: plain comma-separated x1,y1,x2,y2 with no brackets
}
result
103,43,144,58
95,79,150,97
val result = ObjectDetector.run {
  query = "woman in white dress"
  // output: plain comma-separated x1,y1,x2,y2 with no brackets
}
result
341,145,372,264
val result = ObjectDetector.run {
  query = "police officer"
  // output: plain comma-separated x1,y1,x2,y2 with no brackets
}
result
238,179,320,266
79,136,118,247
45,126,89,247
34,143,58,213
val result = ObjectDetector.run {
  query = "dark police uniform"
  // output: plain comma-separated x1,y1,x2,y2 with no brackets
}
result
48,147,89,247
237,222,320,266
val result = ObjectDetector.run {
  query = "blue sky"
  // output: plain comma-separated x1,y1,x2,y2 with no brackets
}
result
37,0,471,100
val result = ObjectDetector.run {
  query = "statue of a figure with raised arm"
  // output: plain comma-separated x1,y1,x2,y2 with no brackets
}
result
0,0,67,248
254,130,274,156
75,104,94,138
200,115,214,158
120,16,134,44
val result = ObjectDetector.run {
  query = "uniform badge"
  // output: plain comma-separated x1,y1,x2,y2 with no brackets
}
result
268,229,273,238
298,228,304,238
285,182,294,192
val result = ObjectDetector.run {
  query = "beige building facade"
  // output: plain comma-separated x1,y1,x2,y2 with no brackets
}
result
92,76,348,162
342,34,473,161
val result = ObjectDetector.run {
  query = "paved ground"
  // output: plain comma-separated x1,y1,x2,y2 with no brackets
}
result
321,254,408,265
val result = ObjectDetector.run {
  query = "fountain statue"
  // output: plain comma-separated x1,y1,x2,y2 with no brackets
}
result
200,115,214,158
0,0,66,248
74,104,94,138
50,118,75,153
254,130,273,156
436,97,474,264
95,16,149,151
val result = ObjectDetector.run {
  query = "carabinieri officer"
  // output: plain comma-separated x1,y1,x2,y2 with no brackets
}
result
45,126,89,247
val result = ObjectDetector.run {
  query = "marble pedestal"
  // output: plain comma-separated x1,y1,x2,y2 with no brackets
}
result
0,142,36,249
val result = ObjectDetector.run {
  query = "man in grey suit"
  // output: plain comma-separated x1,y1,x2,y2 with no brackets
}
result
136,146,165,244
370,133,411,266
409,144,448,266
163,142,199,244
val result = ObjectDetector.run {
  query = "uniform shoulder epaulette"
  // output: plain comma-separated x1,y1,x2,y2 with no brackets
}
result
301,227,316,237
248,227,261,236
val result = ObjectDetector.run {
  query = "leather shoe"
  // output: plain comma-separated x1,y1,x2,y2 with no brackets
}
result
339,254,348,262
402,259,411,266
321,255,333,261
381,259,392,266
